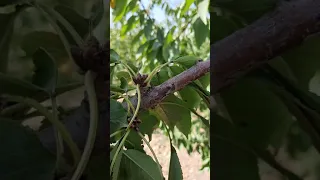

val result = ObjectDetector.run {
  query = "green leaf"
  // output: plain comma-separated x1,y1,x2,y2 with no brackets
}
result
150,68,170,86
121,15,138,35
193,18,209,48
0,119,55,180
111,49,120,63
125,130,144,152
0,72,43,97
0,5,26,72
119,149,163,180
132,30,143,45
119,77,128,90
197,0,209,25
32,48,58,94
21,31,68,64
281,36,320,89
126,0,138,13
138,110,159,141
113,0,129,22
181,0,195,17
139,12,145,25
110,99,128,134
179,86,201,109
172,55,199,68
164,26,175,46
126,61,139,74
144,19,153,40
221,77,293,149
157,28,165,44
159,95,192,136
211,113,260,180
116,71,131,82
138,41,149,54
168,145,183,180
198,73,210,89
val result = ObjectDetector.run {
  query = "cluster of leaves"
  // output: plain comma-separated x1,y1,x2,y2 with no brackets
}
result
0,0,109,179
212,0,320,179
110,0,210,179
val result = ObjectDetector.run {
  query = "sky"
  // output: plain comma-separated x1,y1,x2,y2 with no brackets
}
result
140,0,184,23
110,0,184,27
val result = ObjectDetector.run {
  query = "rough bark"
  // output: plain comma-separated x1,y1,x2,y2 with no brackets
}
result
212,0,320,93
140,60,210,109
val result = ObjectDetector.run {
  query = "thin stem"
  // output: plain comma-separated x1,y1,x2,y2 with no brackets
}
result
161,120,172,142
110,129,124,138
40,5,83,46
120,61,136,77
145,62,171,86
51,96,64,171
6,95,80,165
126,85,141,131
33,3,75,66
137,131,163,179
110,84,142,174
113,92,135,114
71,71,99,180
110,130,130,175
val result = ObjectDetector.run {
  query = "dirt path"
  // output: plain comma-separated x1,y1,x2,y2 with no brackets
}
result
143,131,210,180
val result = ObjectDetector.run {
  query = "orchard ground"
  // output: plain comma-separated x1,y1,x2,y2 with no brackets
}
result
143,130,210,180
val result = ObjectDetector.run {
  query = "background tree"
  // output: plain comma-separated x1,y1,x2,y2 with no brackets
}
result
212,0,320,179
110,0,210,179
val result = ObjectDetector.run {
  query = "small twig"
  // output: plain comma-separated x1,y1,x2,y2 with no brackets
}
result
71,71,98,180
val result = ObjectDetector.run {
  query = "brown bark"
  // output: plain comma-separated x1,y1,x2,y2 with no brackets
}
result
140,60,210,109
212,0,320,94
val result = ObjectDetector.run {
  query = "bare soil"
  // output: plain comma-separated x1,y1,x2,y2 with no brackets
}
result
143,131,210,180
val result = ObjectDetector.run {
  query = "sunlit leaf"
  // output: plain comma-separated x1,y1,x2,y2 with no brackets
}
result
168,145,183,180
119,149,163,180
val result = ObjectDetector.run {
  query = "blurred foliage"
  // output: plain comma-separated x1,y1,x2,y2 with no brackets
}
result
0,0,108,179
212,0,320,179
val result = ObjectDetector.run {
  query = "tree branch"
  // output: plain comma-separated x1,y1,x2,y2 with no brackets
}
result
127,60,210,110
212,0,320,94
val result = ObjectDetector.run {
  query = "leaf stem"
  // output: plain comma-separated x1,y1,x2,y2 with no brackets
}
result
113,92,135,114
110,130,130,175
51,96,64,171
110,129,124,138
110,84,142,174
71,71,99,180
137,131,163,179
145,61,171,86
119,61,136,77
126,85,141,131
5,95,81,165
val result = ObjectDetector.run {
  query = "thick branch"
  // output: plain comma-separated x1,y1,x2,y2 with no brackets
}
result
140,60,210,109
212,0,320,94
